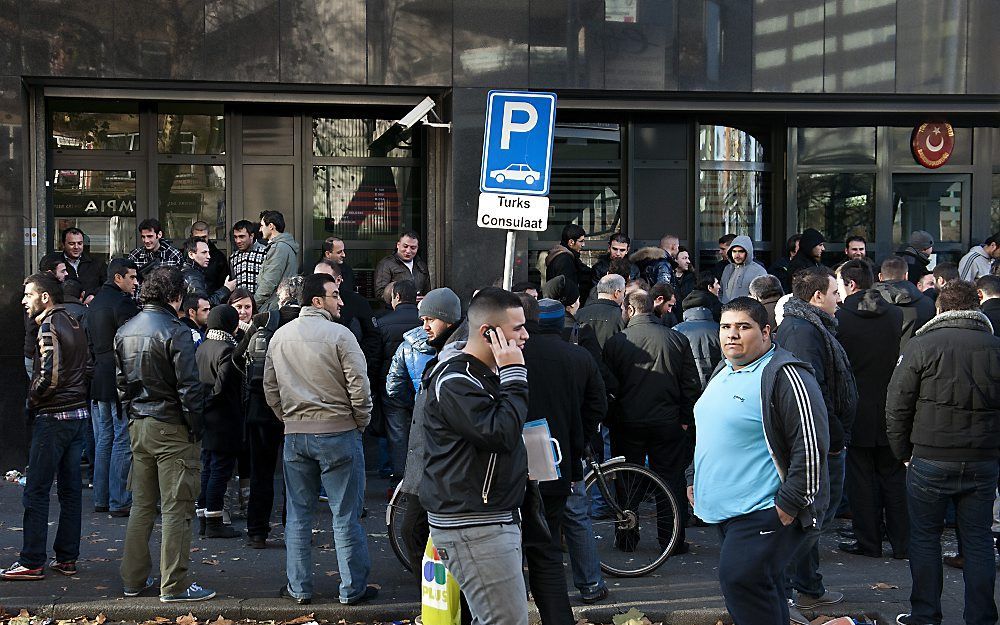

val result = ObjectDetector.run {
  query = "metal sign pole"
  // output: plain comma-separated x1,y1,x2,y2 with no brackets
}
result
502,230,516,290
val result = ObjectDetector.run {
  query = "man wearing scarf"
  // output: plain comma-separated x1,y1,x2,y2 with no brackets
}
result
776,266,858,624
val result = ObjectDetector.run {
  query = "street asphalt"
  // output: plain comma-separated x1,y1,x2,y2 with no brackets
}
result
0,445,990,624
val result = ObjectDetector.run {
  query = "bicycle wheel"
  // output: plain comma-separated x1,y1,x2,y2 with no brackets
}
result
385,483,414,572
584,462,680,577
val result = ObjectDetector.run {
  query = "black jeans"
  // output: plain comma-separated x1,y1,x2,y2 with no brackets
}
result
21,416,87,568
612,424,690,546
718,508,805,625
907,457,998,625
198,449,237,513
246,411,284,538
846,445,909,556
525,487,574,625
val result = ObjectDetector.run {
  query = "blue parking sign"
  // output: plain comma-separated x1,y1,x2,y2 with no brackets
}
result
480,91,557,196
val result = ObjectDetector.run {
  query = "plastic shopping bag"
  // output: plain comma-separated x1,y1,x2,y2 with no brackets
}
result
421,536,461,625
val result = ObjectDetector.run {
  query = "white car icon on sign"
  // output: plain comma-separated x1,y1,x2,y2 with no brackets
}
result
490,164,540,185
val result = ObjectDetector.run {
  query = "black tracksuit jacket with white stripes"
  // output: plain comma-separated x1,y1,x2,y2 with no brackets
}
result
689,345,831,529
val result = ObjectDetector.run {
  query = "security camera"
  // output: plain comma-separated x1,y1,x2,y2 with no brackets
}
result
397,97,437,130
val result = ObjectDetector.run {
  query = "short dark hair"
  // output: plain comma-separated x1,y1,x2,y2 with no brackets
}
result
721,296,770,331
696,270,718,292
837,259,874,291
323,236,344,253
182,292,206,315
561,224,586,246
138,218,163,234
39,253,66,274
228,287,255,308
62,278,85,301
316,259,343,277
608,258,633,280
626,289,652,314
880,256,908,281
792,266,835,302
517,292,540,322
984,232,1000,247
302,273,335,306
107,258,138,281
976,275,1000,298
648,281,674,304
24,273,64,304
61,227,85,243
786,233,802,255
141,267,185,306
933,261,958,283
845,235,867,247
392,279,417,304
232,219,257,235
511,281,538,294
937,280,980,313
749,275,783,300
260,210,286,233
609,232,630,247
468,287,524,328
183,236,207,257
399,230,420,242
719,233,737,246
190,220,210,234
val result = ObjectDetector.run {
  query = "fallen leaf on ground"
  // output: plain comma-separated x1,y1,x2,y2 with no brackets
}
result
202,559,220,566
94,586,109,591
210,617,234,625
176,612,198,625
324,571,339,577
190,547,201,553
96,613,107,624
140,617,170,625
280,614,316,625
871,582,899,590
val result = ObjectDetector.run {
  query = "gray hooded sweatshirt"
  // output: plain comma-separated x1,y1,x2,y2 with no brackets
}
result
721,235,768,303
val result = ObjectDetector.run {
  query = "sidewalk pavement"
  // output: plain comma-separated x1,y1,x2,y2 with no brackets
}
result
0,460,984,624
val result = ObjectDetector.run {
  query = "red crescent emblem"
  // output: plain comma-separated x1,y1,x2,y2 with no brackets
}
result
911,121,955,169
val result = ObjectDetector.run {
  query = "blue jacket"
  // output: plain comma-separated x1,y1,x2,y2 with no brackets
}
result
386,326,436,408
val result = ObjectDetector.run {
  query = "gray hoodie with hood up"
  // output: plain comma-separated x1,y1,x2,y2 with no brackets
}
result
720,235,768,303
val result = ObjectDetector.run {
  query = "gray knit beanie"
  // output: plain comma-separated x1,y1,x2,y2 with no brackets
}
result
418,287,462,324
909,230,934,251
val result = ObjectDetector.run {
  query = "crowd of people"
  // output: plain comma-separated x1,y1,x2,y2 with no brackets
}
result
6,214,1000,625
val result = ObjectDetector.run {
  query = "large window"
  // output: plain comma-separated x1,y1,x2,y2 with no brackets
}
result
52,170,137,262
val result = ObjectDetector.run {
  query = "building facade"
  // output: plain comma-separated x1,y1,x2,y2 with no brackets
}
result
2,0,999,461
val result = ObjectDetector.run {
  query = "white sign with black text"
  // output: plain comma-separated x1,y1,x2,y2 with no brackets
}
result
477,192,549,231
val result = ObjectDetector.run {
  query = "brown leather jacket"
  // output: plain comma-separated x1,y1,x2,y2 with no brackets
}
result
29,306,93,414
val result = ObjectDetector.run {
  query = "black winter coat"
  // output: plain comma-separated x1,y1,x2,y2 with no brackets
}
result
835,290,903,448
672,306,721,389
602,314,702,433
523,323,607,485
86,282,140,401
204,240,230,294
196,338,244,453
673,271,696,314
563,311,618,396
981,299,1000,337
576,298,625,349
682,288,722,322
886,311,1000,461
871,280,935,350
896,247,931,285
591,254,639,282
65,253,107,297
786,253,823,285
115,302,205,438
377,303,421,375
182,262,232,306
547,245,594,303
233,305,301,424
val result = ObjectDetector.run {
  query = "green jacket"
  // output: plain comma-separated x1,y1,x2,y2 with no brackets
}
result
254,232,300,312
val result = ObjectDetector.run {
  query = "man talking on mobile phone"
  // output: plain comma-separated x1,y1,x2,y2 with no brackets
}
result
420,287,531,625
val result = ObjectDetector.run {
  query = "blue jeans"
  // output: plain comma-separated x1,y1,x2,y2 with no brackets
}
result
21,416,87,568
786,450,844,598
283,430,370,602
383,402,412,478
92,401,132,511
564,479,606,594
907,457,998,625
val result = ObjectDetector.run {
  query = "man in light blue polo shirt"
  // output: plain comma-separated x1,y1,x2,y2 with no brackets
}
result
687,297,829,625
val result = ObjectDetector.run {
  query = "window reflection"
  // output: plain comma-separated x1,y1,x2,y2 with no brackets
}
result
699,125,767,162
797,128,876,165
892,179,963,246
312,165,421,242
797,173,875,245
991,175,1000,235
699,170,768,243
50,103,140,151
158,164,226,242
52,170,137,261
157,105,225,154
313,118,414,158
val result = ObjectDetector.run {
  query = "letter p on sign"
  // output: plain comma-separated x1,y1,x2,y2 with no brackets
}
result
500,102,538,149
480,91,557,196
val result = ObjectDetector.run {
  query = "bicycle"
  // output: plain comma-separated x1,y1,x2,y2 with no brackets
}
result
385,455,679,577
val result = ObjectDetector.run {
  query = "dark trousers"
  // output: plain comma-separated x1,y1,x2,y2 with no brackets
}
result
907,457,998,625
21,416,87,568
846,445,909,556
246,415,284,538
525,488,574,625
718,508,805,625
198,449,237,513
612,424,689,545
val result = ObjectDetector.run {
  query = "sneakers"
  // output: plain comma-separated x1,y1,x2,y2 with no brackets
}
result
896,614,930,625
788,603,810,625
49,560,78,576
0,562,44,580
794,590,844,609
160,582,217,603
124,576,157,597
579,585,609,604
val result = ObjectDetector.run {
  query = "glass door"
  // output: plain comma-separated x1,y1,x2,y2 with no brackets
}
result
891,174,970,265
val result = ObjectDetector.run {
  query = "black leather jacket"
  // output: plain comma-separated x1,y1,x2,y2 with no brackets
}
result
114,301,204,439
182,262,231,306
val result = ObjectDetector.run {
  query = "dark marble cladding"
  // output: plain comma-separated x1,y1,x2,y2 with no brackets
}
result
453,0,530,88
603,1,677,91
528,0,605,90
823,0,896,93
752,0,825,93
448,88,506,300
112,0,206,80
894,0,967,94
966,0,1000,94
280,0,366,84
0,357,29,470
0,0,21,76
367,0,452,87
19,0,116,77
203,0,280,82
677,0,752,91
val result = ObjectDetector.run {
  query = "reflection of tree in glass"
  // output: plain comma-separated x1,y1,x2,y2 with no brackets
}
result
797,174,873,243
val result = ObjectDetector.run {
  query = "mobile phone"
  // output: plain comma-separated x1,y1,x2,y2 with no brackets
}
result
483,326,497,344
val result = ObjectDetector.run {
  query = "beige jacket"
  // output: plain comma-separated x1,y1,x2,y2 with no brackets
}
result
263,305,372,434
